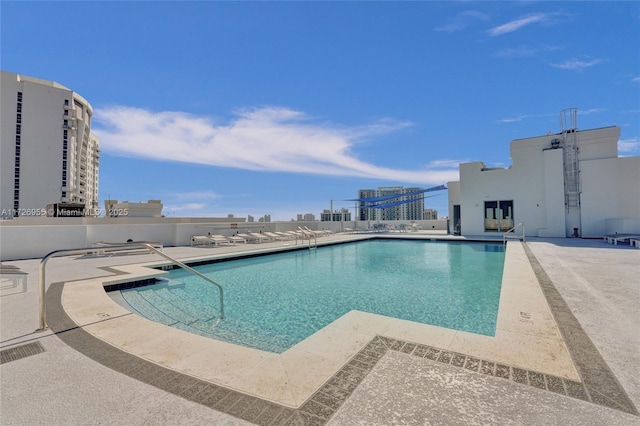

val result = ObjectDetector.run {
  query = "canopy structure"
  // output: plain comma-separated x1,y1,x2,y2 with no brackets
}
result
342,184,447,209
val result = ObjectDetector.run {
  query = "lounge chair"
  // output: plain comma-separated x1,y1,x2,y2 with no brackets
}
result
191,236,211,246
236,233,270,243
604,234,640,245
0,264,28,294
249,232,272,242
304,226,329,237
191,235,229,247
275,231,299,240
207,235,233,246
273,231,297,240
210,234,246,245
263,231,289,241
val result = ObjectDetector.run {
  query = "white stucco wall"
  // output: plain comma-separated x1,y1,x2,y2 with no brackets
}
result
0,224,88,260
540,148,567,237
580,156,640,237
456,160,549,237
450,126,634,238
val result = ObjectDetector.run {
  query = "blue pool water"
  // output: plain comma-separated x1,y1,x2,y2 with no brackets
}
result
119,240,505,353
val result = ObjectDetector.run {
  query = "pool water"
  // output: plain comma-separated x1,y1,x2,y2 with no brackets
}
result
119,240,505,353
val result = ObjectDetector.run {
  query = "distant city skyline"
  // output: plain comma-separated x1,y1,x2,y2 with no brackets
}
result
2,2,637,220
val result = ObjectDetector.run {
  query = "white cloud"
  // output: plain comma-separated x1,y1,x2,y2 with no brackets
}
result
496,114,528,123
425,159,466,169
495,44,561,58
95,106,458,185
578,108,604,115
488,13,548,36
632,76,640,83
435,10,490,33
550,58,603,70
163,202,206,212
618,138,639,153
171,191,220,200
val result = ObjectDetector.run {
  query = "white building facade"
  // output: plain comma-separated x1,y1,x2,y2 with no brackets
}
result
1,71,100,218
448,115,640,238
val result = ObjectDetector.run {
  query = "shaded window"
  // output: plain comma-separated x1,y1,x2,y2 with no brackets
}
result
484,200,514,232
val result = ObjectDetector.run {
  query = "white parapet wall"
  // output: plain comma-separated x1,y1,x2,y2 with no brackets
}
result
0,217,449,261
0,223,88,260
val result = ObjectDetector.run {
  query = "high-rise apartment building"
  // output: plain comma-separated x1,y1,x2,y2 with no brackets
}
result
424,209,438,220
1,71,99,217
357,186,425,221
320,208,351,221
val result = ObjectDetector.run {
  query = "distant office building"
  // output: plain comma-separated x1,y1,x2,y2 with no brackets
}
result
357,186,425,221
1,71,100,217
321,208,351,221
424,209,438,220
247,215,254,223
258,214,271,223
297,213,316,221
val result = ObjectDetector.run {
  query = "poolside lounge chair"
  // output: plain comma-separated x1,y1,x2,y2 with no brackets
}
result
236,233,270,243
274,231,297,240
210,234,246,245
263,231,290,241
604,234,640,245
191,235,230,247
207,235,233,246
191,235,216,246
298,227,322,240
0,264,28,294
304,226,329,237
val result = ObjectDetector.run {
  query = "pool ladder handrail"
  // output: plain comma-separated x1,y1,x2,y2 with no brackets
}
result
37,243,224,332
503,223,525,245
298,226,317,249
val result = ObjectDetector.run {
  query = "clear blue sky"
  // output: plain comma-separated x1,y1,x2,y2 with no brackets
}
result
2,1,638,220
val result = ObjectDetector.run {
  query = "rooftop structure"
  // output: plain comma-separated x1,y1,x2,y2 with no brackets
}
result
448,110,640,238
103,199,163,218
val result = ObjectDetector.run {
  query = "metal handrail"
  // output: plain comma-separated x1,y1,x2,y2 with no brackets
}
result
37,243,224,332
298,226,317,249
503,223,525,245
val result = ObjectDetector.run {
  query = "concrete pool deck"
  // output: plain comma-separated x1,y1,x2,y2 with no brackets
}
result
1,234,639,424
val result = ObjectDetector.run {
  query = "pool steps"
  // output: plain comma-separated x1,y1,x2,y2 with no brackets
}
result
118,282,294,353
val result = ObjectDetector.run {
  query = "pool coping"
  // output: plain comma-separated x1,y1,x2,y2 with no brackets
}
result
46,238,638,423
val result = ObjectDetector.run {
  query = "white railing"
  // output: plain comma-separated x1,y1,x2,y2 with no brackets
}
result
503,223,525,245
37,243,224,331
298,226,317,249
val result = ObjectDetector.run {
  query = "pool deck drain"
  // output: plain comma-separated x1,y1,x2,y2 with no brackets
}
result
0,341,45,364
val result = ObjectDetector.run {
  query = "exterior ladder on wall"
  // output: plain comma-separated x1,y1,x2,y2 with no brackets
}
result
560,108,580,211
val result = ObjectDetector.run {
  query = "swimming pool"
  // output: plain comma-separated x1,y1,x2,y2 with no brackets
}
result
117,240,505,353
